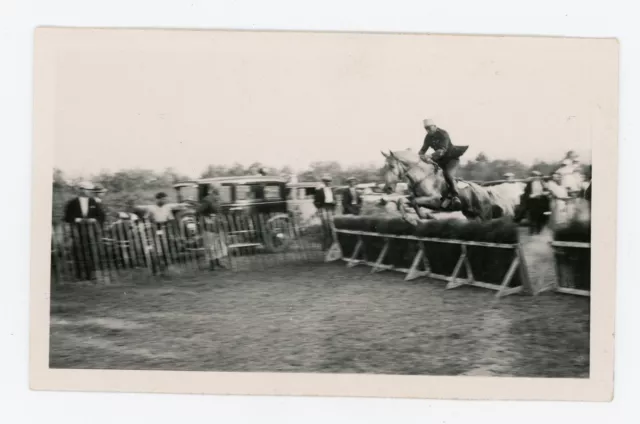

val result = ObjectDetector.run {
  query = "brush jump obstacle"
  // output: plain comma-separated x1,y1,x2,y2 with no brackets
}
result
325,215,534,298
545,240,591,297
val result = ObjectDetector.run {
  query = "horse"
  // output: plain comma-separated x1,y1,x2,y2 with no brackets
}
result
381,149,514,221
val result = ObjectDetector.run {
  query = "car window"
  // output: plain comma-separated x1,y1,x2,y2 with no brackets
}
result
178,186,198,201
264,185,281,200
235,185,256,201
217,185,232,203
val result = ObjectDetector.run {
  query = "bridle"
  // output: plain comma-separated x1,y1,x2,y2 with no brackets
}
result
386,156,434,199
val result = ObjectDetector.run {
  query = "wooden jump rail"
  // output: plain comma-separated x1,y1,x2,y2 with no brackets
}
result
325,228,533,298
545,240,591,297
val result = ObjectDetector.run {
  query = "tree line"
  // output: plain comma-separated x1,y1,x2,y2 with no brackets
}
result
54,151,591,194
51,151,589,223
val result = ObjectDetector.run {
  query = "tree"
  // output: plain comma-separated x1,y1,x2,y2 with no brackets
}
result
475,152,490,162
299,161,343,183
227,163,248,176
201,165,230,178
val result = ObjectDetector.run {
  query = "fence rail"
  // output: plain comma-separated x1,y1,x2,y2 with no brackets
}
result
51,211,334,285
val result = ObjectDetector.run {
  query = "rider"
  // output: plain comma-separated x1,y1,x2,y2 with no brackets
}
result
418,119,466,209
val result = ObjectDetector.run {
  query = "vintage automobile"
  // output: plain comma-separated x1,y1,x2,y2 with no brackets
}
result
173,175,292,253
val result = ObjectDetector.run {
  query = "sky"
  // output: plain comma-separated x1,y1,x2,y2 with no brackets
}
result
51,30,612,179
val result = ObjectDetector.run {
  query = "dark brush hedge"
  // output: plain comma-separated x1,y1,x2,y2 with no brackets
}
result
333,216,522,286
552,217,591,291
553,220,591,243
334,216,519,244
554,247,590,291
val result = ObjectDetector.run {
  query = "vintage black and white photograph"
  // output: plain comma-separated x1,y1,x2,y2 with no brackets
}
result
31,28,617,399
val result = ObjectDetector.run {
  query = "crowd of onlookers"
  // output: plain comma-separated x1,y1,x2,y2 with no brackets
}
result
60,181,213,282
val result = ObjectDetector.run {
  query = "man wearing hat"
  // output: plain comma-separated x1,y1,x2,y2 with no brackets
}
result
418,119,468,210
503,172,515,182
63,181,106,225
63,181,106,281
314,174,337,250
341,176,363,215
313,174,337,212
515,170,550,234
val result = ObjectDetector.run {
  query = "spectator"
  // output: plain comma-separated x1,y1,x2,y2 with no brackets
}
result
314,174,337,250
556,158,581,195
546,171,570,200
516,170,550,234
63,181,106,281
342,176,363,215
545,171,571,226
197,184,228,270
147,192,177,271
147,192,176,225
314,174,337,212
503,172,515,182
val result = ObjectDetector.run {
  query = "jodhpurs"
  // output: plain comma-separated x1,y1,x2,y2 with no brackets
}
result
438,158,460,196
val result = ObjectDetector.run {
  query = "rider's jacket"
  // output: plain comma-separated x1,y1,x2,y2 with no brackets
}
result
420,128,469,163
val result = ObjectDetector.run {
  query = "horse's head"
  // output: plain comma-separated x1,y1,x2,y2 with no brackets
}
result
381,149,440,196
381,150,406,193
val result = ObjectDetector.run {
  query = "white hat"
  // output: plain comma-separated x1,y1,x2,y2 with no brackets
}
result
321,174,332,181
77,181,95,190
503,172,515,178
423,119,436,127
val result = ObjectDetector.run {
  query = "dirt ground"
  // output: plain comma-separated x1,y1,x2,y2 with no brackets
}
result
50,235,589,377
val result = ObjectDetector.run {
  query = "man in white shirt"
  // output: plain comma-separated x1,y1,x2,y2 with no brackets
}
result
546,172,569,199
148,192,176,224
146,192,178,271
313,174,337,250
556,157,584,195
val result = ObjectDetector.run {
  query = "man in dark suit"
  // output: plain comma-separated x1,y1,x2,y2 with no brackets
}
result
313,174,337,212
515,171,550,234
342,176,363,215
63,181,106,281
